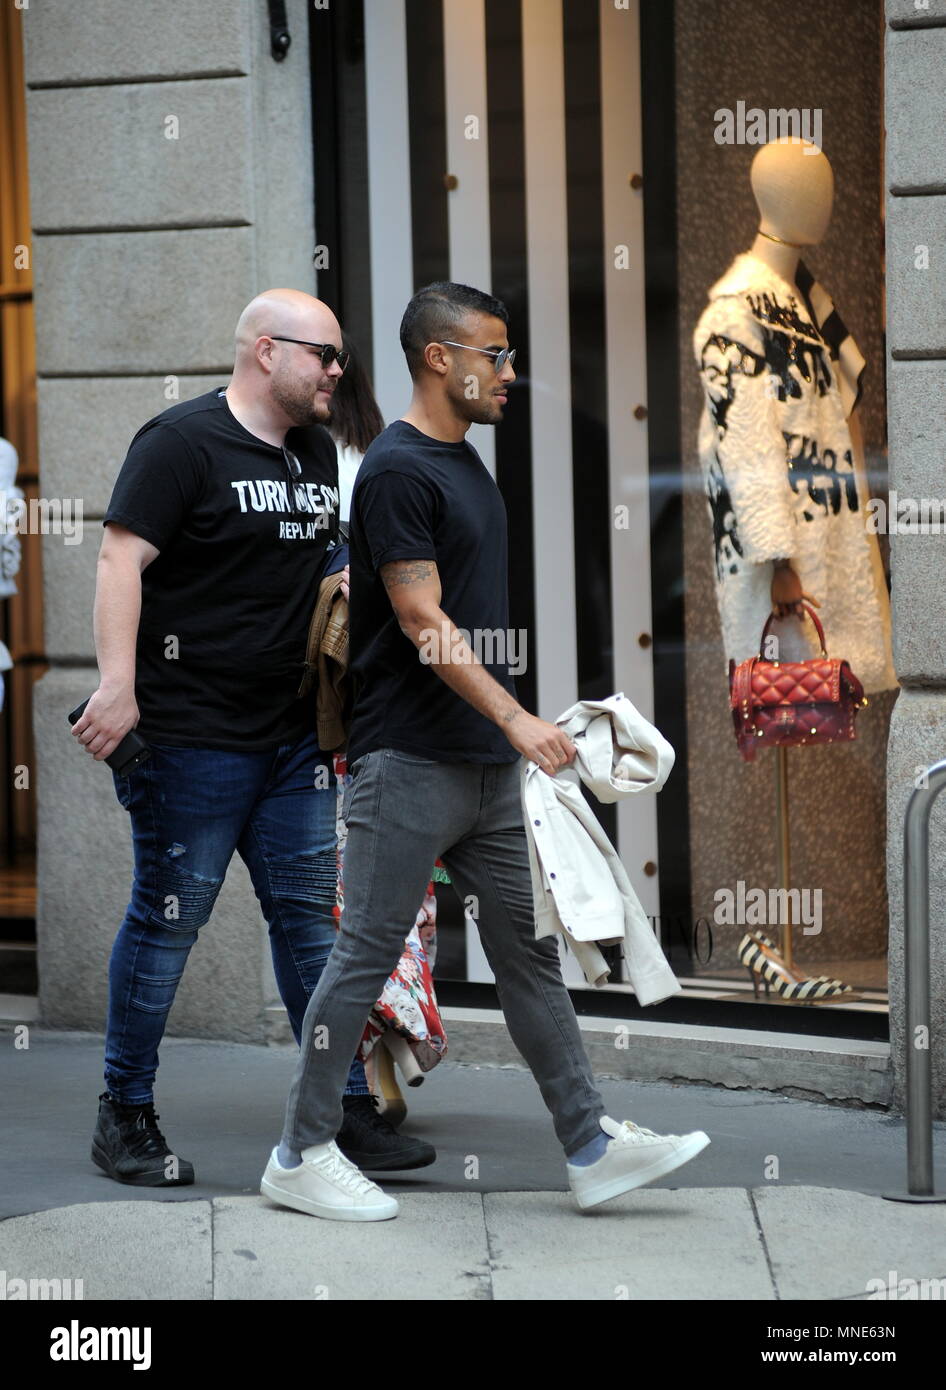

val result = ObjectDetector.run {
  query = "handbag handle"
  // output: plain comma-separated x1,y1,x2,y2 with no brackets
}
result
759,602,827,658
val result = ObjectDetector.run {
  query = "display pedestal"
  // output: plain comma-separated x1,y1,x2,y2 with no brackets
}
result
775,745,794,970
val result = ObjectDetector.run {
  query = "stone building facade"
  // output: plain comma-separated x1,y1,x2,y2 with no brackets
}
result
28,0,316,1044
18,0,946,1114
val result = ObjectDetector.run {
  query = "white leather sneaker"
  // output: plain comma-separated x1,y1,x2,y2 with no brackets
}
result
260,1141,399,1221
567,1115,711,1211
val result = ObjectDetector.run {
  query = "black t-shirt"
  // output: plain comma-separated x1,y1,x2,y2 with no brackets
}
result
103,388,340,751
347,419,520,765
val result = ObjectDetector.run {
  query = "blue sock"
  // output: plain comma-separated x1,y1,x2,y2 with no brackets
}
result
568,1130,610,1167
277,1142,302,1169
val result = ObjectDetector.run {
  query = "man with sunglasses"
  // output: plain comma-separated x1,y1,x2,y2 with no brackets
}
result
262,281,709,1222
75,289,435,1185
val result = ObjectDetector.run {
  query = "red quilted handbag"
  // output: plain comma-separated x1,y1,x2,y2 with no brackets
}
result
729,605,868,762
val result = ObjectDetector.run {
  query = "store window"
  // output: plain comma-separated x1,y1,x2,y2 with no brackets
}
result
673,0,891,1030
311,0,891,1035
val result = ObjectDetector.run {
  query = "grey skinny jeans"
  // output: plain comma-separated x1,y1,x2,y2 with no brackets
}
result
281,748,607,1157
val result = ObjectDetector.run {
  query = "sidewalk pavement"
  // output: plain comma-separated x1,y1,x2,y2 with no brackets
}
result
2,1029,945,1300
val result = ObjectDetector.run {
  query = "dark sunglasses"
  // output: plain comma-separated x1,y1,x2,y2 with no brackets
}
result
270,335,350,371
282,445,306,516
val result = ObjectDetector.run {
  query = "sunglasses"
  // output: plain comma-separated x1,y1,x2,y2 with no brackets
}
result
270,336,350,371
282,445,302,513
438,341,517,373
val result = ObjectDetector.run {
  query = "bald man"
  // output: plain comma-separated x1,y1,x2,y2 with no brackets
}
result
76,291,435,1185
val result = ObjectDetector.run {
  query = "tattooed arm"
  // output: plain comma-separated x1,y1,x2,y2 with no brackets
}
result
380,558,575,770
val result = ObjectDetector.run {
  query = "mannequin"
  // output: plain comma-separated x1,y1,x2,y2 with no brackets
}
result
694,136,896,691
693,137,897,991
748,141,890,630
753,142,831,622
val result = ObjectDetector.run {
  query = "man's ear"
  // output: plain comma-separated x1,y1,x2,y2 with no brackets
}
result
256,336,276,373
424,341,450,376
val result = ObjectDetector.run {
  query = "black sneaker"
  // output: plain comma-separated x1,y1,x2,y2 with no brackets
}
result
336,1094,436,1171
91,1092,195,1186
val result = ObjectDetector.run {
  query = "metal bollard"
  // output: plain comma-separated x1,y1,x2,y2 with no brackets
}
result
883,761,945,1203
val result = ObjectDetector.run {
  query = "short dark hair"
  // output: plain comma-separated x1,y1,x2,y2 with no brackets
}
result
399,281,509,379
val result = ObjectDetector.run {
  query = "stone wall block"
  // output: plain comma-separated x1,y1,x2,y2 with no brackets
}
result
247,0,317,295
33,228,254,374
27,80,253,231
886,30,946,192
890,535,946,684
42,525,102,663
885,196,946,357
22,0,251,86
887,0,946,29
38,376,226,511
887,359,946,496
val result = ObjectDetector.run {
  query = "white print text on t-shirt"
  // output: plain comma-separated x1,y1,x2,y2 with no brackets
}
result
230,478,339,527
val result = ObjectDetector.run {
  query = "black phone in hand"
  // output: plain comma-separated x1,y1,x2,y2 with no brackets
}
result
67,698,151,777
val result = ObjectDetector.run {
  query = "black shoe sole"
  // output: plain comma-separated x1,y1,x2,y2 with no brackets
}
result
91,1141,195,1187
336,1145,437,1172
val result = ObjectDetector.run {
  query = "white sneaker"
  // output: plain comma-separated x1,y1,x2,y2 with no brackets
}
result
260,1141,399,1222
567,1115,711,1211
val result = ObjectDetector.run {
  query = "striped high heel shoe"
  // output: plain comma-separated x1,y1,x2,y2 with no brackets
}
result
738,931,853,1001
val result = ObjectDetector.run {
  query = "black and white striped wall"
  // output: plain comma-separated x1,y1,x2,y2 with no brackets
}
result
310,0,688,987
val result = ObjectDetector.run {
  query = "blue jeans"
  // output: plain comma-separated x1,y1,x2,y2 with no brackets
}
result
107,730,368,1105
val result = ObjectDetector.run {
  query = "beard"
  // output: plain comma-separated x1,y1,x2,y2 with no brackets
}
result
270,370,331,426
447,371,504,427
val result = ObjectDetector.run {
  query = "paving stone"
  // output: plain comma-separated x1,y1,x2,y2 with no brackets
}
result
484,1187,772,1300
0,1201,212,1301
753,1185,946,1300
212,1193,491,1300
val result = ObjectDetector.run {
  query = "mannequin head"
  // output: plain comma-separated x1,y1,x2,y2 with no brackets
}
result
751,139,834,248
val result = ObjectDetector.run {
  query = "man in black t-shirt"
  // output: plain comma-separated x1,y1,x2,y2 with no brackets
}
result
263,283,708,1223
72,289,433,1185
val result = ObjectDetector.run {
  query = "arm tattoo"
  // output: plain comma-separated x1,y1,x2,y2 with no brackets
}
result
381,560,435,590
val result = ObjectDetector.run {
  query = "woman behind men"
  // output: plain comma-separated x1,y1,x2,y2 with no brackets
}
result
330,333,384,535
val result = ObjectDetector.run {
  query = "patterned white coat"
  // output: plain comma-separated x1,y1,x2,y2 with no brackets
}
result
693,253,897,693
